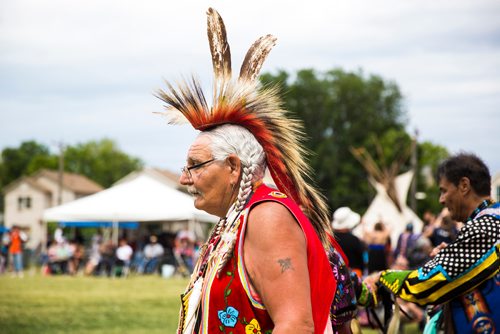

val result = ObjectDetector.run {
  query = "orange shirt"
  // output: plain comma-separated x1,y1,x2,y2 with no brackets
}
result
9,230,22,254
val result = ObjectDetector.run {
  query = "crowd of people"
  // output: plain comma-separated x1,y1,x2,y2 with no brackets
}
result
331,204,463,330
0,227,200,278
331,205,460,276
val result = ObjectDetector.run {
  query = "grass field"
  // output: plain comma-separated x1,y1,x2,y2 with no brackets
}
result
0,273,187,334
0,273,421,333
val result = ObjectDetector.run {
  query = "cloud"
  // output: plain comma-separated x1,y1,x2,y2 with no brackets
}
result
1,0,499,174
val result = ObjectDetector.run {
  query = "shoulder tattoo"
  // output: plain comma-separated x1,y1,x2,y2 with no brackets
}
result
277,257,294,273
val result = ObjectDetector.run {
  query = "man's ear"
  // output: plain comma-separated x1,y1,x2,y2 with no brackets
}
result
226,154,242,181
458,177,471,195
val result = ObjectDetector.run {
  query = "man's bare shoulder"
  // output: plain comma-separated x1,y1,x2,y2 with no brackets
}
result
246,201,304,245
248,201,297,225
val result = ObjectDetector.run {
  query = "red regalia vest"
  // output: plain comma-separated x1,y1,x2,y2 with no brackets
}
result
196,184,335,333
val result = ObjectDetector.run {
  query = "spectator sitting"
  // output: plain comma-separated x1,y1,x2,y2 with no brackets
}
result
84,232,103,276
98,239,116,277
115,238,133,277
68,240,85,275
142,235,164,274
47,240,73,275
174,230,196,276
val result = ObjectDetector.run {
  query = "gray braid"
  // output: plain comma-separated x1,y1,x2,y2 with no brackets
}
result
234,163,255,212
214,218,226,236
218,161,256,273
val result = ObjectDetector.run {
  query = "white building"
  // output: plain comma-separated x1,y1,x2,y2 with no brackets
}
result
3,169,102,250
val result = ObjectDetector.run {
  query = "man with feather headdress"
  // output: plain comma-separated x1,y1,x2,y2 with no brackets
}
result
157,8,338,334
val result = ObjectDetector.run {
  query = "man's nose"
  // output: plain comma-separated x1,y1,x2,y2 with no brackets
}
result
438,194,445,206
179,172,192,185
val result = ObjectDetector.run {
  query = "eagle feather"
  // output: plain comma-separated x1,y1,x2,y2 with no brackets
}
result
207,8,231,80
240,34,277,82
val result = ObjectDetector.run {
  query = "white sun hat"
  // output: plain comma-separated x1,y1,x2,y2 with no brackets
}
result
331,206,361,230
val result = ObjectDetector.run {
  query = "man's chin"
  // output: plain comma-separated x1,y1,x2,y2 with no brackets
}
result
193,197,203,209
449,211,463,222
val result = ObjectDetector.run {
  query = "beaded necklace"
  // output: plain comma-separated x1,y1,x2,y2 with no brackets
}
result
467,199,494,222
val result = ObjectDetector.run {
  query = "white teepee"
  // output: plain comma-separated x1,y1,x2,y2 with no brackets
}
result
350,143,423,247
352,170,423,247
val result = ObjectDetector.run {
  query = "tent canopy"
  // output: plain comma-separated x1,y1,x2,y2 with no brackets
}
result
43,175,217,224
57,222,139,229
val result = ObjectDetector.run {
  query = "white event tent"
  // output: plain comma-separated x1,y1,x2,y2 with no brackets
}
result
43,174,218,225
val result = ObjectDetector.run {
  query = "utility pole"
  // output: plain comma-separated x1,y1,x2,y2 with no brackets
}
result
57,142,65,205
410,129,419,212
43,141,65,254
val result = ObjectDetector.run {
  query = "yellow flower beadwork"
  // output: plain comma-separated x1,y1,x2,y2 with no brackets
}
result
245,319,261,334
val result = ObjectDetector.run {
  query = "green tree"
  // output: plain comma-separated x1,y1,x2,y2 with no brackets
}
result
261,68,408,213
0,140,56,212
416,141,449,216
0,141,54,188
63,138,143,187
0,139,143,213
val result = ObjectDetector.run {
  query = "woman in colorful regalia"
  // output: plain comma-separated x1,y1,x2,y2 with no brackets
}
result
157,8,339,334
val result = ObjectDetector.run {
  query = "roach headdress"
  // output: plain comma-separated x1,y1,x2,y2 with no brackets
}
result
156,8,331,245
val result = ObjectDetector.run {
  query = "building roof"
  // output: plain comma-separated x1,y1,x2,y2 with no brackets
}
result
152,168,181,183
151,168,188,193
36,169,103,194
113,167,185,191
3,169,103,195
24,177,53,194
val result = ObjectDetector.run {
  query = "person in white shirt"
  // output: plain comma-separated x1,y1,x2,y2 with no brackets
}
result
143,235,164,274
115,238,133,277
116,239,133,263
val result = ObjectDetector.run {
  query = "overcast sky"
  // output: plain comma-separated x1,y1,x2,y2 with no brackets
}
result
1,0,499,177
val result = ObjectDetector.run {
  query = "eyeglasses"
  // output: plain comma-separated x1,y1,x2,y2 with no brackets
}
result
181,158,216,179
